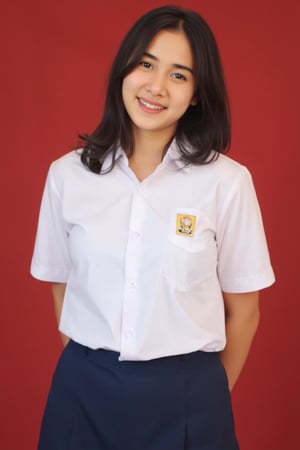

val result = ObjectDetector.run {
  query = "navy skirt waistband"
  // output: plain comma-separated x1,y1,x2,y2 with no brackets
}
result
70,339,220,370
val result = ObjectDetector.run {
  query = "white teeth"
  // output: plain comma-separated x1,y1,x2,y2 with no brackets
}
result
139,98,165,110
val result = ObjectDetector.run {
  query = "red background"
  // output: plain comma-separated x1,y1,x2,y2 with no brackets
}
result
1,0,299,449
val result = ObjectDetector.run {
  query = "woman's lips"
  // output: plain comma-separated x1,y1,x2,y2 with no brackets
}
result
137,97,166,112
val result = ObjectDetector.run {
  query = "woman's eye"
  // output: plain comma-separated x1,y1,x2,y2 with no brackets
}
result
139,61,152,69
172,73,186,81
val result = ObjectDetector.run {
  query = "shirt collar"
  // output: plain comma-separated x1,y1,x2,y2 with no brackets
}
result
163,139,192,173
101,147,125,172
103,140,192,173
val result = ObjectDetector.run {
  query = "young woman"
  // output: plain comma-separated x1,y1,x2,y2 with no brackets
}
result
31,5,275,450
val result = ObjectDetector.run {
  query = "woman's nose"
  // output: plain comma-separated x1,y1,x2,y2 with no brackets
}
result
146,72,167,97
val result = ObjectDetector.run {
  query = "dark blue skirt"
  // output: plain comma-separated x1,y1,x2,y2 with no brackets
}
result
38,340,239,450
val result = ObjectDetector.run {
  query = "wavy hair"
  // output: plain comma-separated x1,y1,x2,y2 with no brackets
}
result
80,5,231,173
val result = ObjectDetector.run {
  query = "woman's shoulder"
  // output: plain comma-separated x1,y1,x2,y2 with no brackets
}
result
45,149,87,191
50,149,83,170
210,153,254,194
48,149,85,178
189,151,252,185
209,152,250,178
185,151,256,203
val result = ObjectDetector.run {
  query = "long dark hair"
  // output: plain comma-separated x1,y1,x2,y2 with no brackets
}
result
80,5,231,173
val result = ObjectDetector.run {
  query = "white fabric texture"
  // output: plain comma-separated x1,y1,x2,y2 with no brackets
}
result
31,141,275,360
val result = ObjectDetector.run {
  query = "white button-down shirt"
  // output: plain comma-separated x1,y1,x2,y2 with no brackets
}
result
31,141,275,360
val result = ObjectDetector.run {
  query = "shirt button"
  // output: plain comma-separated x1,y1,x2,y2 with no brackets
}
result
129,281,136,289
124,329,134,339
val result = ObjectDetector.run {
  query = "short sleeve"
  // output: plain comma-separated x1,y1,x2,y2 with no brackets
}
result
216,166,275,293
30,163,71,282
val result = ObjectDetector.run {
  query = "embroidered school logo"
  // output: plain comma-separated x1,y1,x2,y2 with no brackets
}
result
176,214,196,237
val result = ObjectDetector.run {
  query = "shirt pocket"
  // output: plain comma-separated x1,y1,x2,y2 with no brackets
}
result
162,209,217,292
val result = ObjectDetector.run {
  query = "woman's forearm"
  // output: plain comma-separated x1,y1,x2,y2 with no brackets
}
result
51,282,70,347
219,291,260,391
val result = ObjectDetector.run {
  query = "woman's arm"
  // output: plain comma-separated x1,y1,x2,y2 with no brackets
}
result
219,291,260,391
51,282,70,347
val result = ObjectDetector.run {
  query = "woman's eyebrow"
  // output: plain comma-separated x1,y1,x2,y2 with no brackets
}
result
143,52,193,74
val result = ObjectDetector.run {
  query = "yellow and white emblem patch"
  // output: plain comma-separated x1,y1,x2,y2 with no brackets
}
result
176,214,196,237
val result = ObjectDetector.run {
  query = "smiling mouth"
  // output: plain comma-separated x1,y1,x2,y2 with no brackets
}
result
138,98,166,111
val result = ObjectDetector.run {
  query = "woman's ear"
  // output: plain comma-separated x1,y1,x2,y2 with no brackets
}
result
190,97,198,106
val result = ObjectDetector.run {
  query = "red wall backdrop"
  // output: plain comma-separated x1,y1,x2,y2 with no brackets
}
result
1,1,299,449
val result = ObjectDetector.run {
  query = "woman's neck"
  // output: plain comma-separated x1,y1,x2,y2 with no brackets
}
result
127,128,174,182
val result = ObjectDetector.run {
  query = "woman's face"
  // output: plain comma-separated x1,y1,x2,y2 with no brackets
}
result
122,30,196,140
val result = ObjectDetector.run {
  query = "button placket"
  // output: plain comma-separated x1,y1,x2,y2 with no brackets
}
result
120,189,145,358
